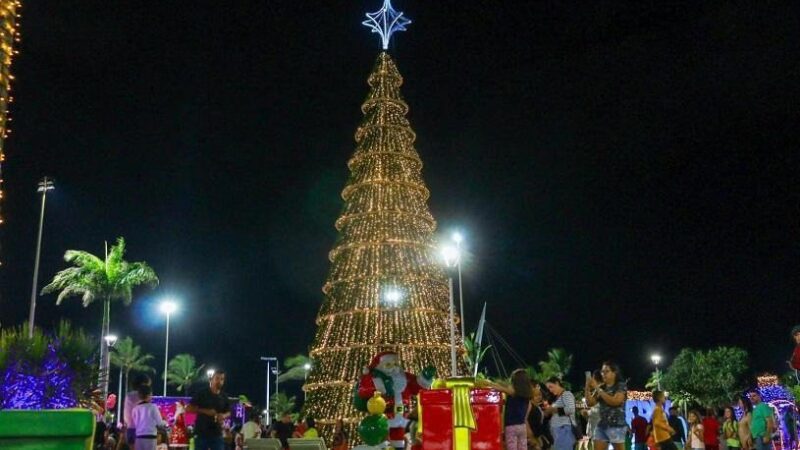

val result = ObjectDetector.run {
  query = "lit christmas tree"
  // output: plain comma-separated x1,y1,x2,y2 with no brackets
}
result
304,3,460,438
0,0,21,251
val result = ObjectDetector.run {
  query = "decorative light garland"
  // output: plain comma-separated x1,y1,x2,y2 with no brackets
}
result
304,52,461,443
0,0,21,254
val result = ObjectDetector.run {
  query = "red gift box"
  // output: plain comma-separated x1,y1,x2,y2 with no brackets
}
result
419,380,504,450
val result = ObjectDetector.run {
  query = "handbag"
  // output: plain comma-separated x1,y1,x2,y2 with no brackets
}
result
560,392,584,440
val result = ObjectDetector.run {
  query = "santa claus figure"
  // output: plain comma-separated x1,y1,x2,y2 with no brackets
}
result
358,351,436,450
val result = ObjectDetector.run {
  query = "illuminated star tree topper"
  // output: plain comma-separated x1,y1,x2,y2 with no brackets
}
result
362,0,412,50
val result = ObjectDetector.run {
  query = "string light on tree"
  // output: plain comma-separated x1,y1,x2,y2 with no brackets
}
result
0,0,22,258
304,1,461,441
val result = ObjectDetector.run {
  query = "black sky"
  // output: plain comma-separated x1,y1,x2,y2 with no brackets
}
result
1,1,799,402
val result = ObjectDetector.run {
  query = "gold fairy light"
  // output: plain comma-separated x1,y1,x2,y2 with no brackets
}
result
0,0,21,257
304,53,461,440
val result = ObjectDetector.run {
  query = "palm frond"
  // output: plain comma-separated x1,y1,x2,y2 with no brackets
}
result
63,250,104,271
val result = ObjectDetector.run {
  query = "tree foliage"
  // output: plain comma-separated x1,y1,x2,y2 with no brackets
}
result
277,354,312,383
463,333,491,377
270,391,297,420
166,354,205,393
42,237,158,307
527,348,573,387
661,347,748,407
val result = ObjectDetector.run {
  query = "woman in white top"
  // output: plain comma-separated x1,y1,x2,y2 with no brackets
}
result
687,410,706,450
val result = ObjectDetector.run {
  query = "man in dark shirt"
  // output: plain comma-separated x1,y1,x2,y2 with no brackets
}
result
187,370,231,450
271,413,295,450
631,406,649,450
668,406,686,446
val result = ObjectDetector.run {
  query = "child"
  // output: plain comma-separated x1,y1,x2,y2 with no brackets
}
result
131,385,166,450
651,391,676,450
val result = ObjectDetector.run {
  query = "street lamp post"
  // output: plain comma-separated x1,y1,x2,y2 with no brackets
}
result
651,354,662,390
27,176,55,337
260,357,278,425
104,334,118,421
452,232,465,340
159,300,178,396
441,245,461,377
303,362,311,401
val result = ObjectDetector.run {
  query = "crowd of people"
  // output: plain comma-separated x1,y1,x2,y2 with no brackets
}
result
93,369,341,450
485,361,785,450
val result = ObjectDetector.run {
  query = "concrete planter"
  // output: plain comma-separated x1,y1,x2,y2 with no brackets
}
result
0,409,95,450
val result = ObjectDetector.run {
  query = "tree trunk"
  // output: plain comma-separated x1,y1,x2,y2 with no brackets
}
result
98,299,111,406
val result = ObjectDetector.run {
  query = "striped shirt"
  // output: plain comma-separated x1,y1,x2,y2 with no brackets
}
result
550,391,576,428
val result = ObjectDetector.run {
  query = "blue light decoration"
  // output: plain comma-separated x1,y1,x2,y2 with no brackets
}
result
362,0,412,50
734,375,800,450
0,344,78,410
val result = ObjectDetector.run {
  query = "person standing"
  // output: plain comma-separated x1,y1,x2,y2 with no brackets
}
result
545,376,577,450
586,362,628,450
737,397,753,450
241,414,262,440
270,414,295,450
703,409,720,450
651,391,677,450
302,418,319,438
124,374,152,446
187,370,231,450
486,369,534,450
668,407,687,447
332,419,349,450
131,385,167,450
749,392,774,450
722,407,740,450
631,406,649,450
687,410,705,450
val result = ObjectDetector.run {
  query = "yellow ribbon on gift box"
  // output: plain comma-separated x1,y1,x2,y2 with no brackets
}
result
428,377,478,450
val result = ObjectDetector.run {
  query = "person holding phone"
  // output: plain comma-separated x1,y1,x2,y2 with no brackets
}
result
545,377,577,450
586,362,628,450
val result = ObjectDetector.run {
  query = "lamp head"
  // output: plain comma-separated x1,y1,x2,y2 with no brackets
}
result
452,232,463,244
159,299,178,315
651,354,662,365
303,363,312,370
441,245,461,267
104,334,118,347
207,369,215,378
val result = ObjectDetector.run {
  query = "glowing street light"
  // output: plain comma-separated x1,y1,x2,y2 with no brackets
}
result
207,369,215,379
159,299,178,396
104,334,118,348
451,232,466,340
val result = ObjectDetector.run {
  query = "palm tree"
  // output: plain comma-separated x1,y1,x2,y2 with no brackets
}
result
42,237,158,399
110,337,154,417
463,333,491,377
277,354,312,383
166,354,205,394
269,391,297,420
527,348,574,387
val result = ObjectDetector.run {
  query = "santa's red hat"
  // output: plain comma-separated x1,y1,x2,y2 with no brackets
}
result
368,351,399,370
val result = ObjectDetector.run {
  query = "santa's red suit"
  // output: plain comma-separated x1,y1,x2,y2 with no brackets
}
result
358,352,433,449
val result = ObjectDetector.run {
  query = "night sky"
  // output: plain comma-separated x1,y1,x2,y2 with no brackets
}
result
1,1,798,402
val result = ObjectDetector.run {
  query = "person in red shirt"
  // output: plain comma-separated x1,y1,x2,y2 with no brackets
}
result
631,406,649,450
702,409,720,450
790,326,800,377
